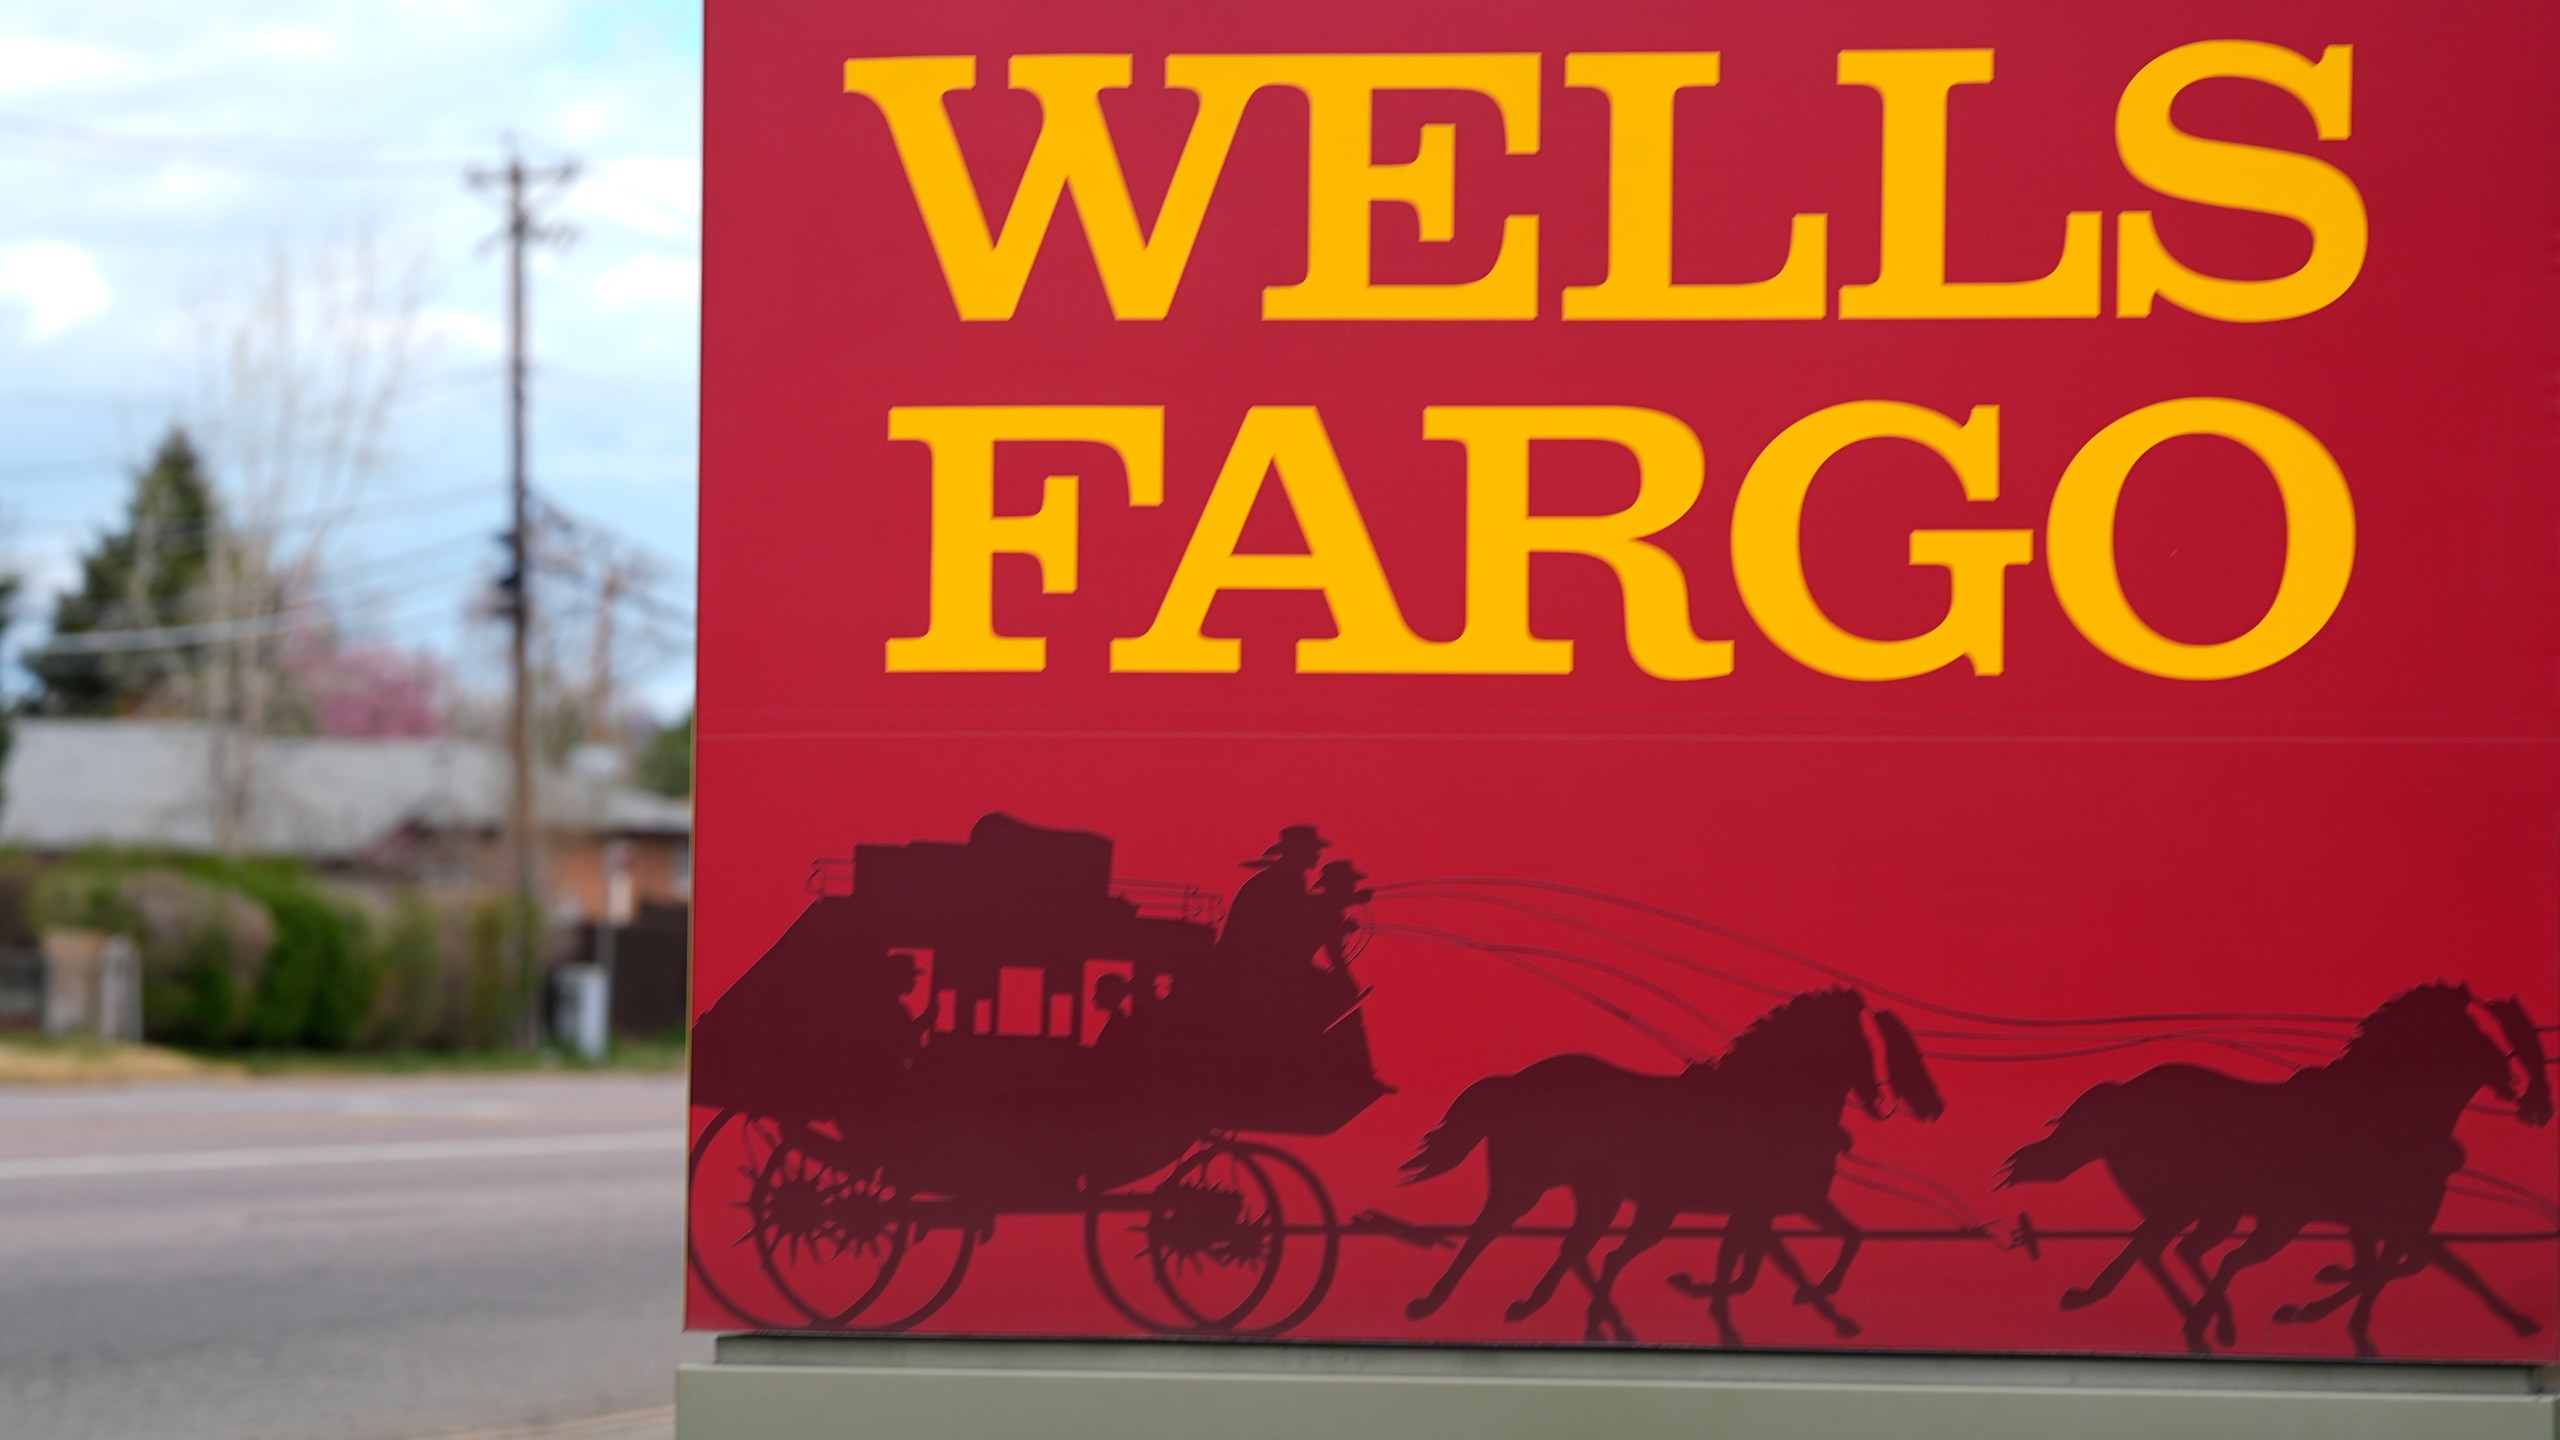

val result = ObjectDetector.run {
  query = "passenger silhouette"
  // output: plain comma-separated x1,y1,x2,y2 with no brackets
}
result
1313,861,1373,975
844,950,930,1090
1219,825,1334,983
1089,971,1140,1048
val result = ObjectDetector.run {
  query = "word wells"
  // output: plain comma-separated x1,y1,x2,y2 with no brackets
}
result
845,43,2361,323
886,402,2352,683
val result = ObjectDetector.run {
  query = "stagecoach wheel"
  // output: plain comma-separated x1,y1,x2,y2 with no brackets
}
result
1085,1132,1290,1322
834,1212,977,1333
1140,1140,1287,1332
1220,1141,1342,1339
1084,1141,1342,1337
687,1109,800,1331
689,1110,979,1332
746,1125,911,1326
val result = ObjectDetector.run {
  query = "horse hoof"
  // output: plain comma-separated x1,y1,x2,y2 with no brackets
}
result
1505,1297,1545,1323
2273,1305,2302,1325
2060,1288,2099,1311
1831,1316,1862,1339
2513,1317,2543,1337
2216,1312,2236,1347
2314,1265,2350,1284
1666,1272,1712,1299
1405,1297,1441,1322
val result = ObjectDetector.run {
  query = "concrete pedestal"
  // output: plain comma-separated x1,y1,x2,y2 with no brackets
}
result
680,1337,2557,1439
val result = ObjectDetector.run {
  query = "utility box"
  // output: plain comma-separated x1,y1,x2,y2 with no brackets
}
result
691,0,2560,1432
552,962,610,1061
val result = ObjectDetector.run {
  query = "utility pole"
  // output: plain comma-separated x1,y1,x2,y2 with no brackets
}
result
470,141,577,1049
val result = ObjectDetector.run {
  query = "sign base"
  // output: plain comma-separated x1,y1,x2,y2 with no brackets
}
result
679,1338,2556,1439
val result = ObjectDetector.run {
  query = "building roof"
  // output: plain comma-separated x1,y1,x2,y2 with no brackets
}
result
0,719,689,861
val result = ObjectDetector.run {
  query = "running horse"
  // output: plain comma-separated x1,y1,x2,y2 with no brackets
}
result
2001,983,2552,1356
1400,988,1944,1344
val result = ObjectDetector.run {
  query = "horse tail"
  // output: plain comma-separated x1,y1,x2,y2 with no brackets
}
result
1872,1009,1945,1122
2480,995,2554,1127
1403,1078,1503,1183
1998,1082,2124,1189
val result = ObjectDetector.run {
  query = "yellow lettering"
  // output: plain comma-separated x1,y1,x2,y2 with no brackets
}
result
1253,54,1543,320
2048,398,2352,678
1733,402,2031,678
1427,406,1732,679
1561,53,1827,320
2116,43,2364,321
884,406,1164,672
1111,407,1449,672
843,55,1256,320
1836,50,2101,319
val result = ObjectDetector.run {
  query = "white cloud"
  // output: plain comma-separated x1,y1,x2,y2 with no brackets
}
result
241,28,334,59
418,305,505,356
0,36,125,93
592,253,698,310
0,242,111,341
575,153,699,242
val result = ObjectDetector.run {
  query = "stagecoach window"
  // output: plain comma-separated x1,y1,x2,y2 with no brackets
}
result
997,968,1046,1037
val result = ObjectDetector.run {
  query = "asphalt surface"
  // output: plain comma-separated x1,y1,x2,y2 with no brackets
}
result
0,1072,705,1440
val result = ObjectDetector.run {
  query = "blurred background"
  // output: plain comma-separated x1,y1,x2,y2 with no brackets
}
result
0,6,706,1438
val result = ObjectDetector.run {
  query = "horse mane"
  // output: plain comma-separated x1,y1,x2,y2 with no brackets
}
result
2337,982,2477,1070
1718,987,1866,1084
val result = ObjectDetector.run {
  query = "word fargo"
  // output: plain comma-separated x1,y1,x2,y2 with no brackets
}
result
695,0,2560,1365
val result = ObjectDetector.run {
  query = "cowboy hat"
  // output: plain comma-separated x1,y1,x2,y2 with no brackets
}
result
1242,824,1332,866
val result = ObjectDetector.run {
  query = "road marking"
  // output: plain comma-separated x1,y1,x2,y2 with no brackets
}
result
0,1130,676,1181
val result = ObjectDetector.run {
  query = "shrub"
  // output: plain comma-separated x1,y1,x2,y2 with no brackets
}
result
154,925,245,1047
373,893,445,1049
214,866,376,1051
463,894,538,1050
17,851,544,1054
29,857,145,937
0,850,38,948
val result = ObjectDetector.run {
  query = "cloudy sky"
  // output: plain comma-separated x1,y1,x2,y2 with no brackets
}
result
0,1,700,713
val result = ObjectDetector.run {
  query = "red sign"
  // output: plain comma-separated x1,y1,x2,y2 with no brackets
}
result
692,0,2560,1360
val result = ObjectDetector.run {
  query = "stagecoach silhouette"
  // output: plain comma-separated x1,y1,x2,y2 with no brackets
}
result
687,813,1386,1334
688,814,2560,1356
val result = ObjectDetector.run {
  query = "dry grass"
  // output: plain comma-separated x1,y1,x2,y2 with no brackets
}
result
0,1034,245,1085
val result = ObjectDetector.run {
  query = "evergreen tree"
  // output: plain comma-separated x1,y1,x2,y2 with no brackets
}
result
636,707,693,797
25,429,221,714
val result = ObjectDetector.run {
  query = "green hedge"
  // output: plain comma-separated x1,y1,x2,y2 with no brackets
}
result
25,852,535,1053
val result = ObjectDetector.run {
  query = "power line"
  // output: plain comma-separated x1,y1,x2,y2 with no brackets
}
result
25,569,476,655
19,584,468,669
13,479,504,546
31,532,492,628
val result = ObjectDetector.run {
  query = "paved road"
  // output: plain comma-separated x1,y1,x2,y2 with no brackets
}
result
0,1073,705,1440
